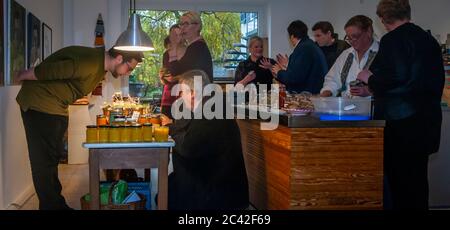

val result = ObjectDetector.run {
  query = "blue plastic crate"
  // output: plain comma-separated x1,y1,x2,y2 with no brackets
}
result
100,181,152,210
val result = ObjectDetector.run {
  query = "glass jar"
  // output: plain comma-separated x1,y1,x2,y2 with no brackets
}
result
109,125,121,143
109,108,124,125
96,115,108,126
154,126,169,142
148,115,161,125
126,118,137,125
86,125,98,143
112,116,126,126
120,125,132,143
142,123,153,142
138,115,148,125
130,124,143,142
98,125,109,143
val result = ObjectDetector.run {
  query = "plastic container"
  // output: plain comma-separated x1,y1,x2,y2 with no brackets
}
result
311,97,372,121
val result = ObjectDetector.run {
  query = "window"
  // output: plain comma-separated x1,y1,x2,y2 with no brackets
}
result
131,10,258,97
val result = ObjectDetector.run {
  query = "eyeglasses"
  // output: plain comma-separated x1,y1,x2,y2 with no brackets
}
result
124,61,134,73
178,21,199,27
344,32,364,43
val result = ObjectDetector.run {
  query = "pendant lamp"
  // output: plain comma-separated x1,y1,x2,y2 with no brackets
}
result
114,0,154,51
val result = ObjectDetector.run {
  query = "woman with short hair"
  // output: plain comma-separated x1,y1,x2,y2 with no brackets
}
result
357,0,445,209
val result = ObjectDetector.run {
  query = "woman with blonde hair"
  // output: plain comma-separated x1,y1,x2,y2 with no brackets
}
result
167,11,213,82
357,0,445,209
235,36,276,89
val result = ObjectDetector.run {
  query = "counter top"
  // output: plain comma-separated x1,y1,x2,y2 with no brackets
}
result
234,105,385,128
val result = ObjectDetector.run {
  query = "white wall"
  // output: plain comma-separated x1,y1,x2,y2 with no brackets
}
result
267,0,329,56
324,0,450,43
0,0,63,210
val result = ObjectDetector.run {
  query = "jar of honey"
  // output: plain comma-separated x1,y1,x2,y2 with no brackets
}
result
142,123,153,142
120,125,132,143
154,126,169,142
96,115,108,126
112,116,126,126
148,115,161,125
109,125,121,143
138,115,148,125
86,125,98,143
98,125,109,143
130,124,143,142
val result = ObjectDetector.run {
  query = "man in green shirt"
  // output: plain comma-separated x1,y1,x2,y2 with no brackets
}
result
16,46,143,210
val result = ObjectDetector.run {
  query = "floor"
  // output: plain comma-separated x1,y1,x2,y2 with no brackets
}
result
19,164,160,210
19,157,254,210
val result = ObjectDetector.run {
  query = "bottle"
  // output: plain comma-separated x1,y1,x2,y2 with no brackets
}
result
94,14,105,48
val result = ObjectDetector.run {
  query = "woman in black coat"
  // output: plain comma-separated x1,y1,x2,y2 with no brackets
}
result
235,36,276,90
357,0,445,210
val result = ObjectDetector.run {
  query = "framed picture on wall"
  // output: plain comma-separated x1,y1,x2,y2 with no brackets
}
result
27,13,41,68
10,0,26,85
1,0,4,87
42,23,52,60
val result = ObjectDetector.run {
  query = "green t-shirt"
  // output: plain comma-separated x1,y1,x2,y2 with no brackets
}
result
16,46,106,116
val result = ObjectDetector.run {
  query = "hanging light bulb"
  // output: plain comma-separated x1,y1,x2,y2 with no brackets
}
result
114,0,154,51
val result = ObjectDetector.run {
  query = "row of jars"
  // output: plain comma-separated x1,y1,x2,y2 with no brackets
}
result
86,124,169,143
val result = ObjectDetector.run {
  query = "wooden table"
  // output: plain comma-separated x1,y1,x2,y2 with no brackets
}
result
83,142,174,210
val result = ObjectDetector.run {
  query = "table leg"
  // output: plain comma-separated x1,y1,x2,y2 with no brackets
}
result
157,150,169,210
89,149,100,210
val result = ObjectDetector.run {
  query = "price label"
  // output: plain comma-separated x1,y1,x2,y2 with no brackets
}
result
131,111,140,121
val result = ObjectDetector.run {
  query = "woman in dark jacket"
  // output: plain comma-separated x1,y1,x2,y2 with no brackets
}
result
235,36,276,90
167,11,213,82
357,0,445,210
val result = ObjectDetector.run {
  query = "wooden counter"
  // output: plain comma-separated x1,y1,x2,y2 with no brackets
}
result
237,116,384,210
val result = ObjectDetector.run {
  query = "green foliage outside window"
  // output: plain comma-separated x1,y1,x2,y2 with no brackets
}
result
131,10,242,98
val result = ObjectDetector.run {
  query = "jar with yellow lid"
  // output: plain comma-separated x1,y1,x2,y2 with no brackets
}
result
86,125,98,143
109,125,121,143
142,123,153,142
98,126,110,143
120,125,132,143
130,124,143,142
